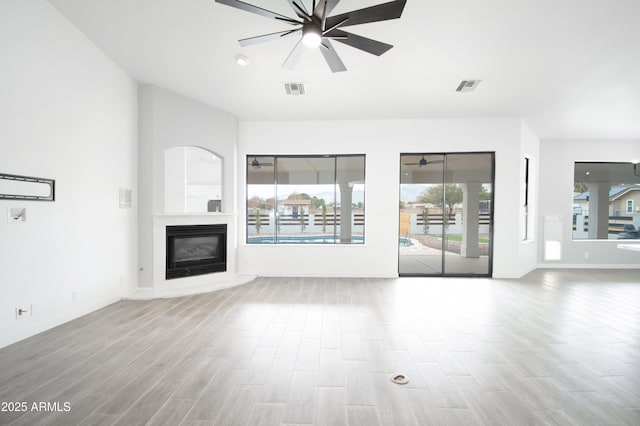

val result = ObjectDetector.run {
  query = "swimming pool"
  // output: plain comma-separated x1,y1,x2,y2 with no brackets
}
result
399,237,412,246
248,235,364,244
248,235,412,245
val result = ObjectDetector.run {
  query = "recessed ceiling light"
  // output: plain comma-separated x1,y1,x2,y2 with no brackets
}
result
235,54,250,66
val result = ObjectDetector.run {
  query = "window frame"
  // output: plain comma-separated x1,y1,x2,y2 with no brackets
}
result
523,157,530,241
245,154,366,245
572,161,640,240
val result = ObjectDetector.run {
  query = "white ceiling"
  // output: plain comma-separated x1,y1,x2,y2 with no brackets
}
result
48,0,640,139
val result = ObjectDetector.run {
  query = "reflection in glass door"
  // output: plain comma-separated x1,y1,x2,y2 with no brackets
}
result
399,153,494,277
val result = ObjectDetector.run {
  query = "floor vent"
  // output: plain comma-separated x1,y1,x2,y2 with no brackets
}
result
284,82,305,95
456,79,481,92
391,374,409,385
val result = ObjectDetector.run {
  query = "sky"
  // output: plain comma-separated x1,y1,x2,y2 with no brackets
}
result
247,184,366,203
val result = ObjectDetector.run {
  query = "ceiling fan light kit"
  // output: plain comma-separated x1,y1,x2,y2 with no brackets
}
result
215,0,407,72
302,24,322,47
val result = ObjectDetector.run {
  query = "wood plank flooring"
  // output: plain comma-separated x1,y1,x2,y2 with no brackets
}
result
1,269,639,425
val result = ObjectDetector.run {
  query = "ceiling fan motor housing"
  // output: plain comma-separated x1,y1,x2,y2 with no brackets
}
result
215,0,407,72
302,21,322,47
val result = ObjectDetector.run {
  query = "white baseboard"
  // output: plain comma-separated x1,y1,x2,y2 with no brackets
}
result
252,271,398,279
125,274,258,300
537,263,640,269
0,296,121,350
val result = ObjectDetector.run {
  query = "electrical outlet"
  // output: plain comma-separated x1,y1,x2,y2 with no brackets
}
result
584,252,590,259
72,291,79,302
15,307,28,319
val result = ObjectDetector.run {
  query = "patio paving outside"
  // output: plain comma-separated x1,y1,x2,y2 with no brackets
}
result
399,235,490,275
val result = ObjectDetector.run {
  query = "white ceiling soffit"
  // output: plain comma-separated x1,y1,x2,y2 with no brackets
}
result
47,0,640,139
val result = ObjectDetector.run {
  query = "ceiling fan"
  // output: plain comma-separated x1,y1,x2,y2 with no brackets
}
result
215,0,407,72
403,155,444,167
250,157,274,168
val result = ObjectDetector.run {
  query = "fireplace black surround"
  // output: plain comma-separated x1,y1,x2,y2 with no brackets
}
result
166,224,227,279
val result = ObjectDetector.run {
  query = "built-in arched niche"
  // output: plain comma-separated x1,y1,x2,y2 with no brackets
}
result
164,146,222,213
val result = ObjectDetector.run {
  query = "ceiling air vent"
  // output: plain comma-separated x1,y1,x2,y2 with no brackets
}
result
284,82,305,96
456,80,482,92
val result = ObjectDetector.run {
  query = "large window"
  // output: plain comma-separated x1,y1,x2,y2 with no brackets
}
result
246,155,365,244
573,162,640,240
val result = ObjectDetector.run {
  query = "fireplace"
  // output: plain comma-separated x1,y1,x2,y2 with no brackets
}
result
166,224,227,279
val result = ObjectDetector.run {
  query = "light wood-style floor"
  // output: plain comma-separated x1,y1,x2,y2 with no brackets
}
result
1,269,639,425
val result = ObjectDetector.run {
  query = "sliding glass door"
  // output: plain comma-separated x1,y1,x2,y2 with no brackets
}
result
399,153,494,277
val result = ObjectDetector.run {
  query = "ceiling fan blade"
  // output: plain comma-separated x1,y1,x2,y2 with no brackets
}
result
239,29,301,47
313,0,341,20
260,162,274,167
403,163,420,166
282,39,305,70
319,39,347,73
326,29,393,56
215,0,301,25
285,0,310,20
324,0,406,29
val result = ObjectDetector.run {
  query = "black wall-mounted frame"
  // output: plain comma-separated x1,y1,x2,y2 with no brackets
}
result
0,173,55,201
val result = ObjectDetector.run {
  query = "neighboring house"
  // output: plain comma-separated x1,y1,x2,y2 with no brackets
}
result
573,191,591,216
573,185,640,217
610,187,640,216
279,199,312,217
405,202,432,210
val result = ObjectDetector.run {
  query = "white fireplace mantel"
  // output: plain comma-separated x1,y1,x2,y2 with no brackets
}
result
128,212,255,300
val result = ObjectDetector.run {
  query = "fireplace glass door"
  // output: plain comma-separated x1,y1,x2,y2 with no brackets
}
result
166,224,227,279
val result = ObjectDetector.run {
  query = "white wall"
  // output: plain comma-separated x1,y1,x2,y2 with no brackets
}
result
0,0,138,348
138,85,238,287
238,119,537,278
538,139,640,267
